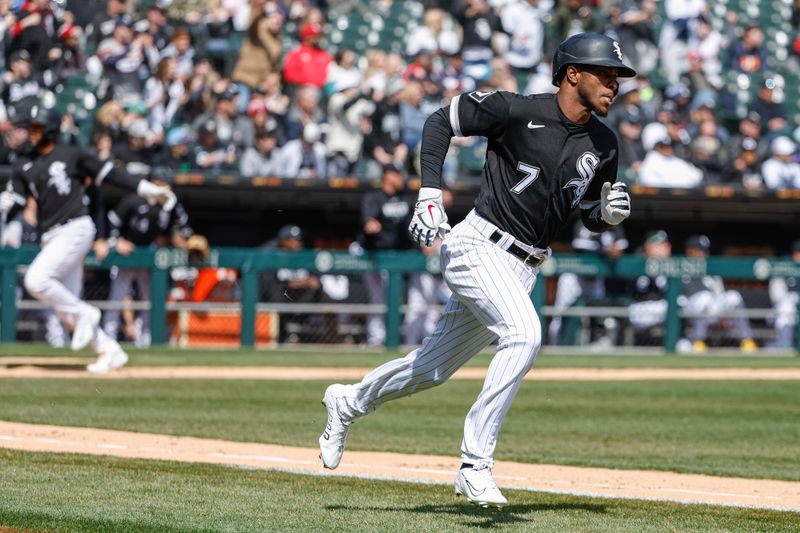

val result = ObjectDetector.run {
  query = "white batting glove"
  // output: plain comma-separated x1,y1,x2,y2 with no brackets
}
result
600,181,631,225
0,190,24,214
137,180,177,212
408,187,451,247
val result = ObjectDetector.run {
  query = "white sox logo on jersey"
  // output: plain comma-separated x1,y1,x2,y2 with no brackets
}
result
564,152,600,207
47,161,71,195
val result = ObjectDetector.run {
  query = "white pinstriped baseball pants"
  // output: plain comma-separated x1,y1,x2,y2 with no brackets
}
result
340,209,542,466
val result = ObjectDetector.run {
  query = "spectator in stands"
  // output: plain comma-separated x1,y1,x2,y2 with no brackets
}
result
87,0,127,48
285,84,325,142
366,79,408,177
240,120,281,177
398,81,428,153
183,56,221,120
103,192,192,347
192,83,254,151
53,21,86,82
279,122,326,179
144,3,174,52
326,72,376,178
8,0,61,74
679,235,757,353
729,25,766,74
548,221,628,347
143,56,186,139
767,239,800,348
613,0,657,73
203,0,235,74
606,79,641,131
500,0,548,77
638,122,703,188
761,136,800,190
455,0,503,81
551,0,597,42
689,118,729,184
263,224,323,344
155,126,194,172
113,119,157,177
723,137,763,190
97,16,158,100
325,48,360,97
231,3,283,107
261,72,291,119
355,163,412,346
690,16,724,90
658,0,706,84
282,22,333,89
0,114,30,165
192,119,237,171
1,50,40,123
749,78,789,137
159,26,195,82
406,8,459,57
732,112,767,161
617,112,646,176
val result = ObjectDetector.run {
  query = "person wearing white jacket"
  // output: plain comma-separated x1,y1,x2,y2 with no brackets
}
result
326,72,375,177
638,122,703,188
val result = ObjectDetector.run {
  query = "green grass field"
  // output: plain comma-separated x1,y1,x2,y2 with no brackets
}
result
0,450,796,533
3,342,800,368
0,450,797,533
1,344,799,531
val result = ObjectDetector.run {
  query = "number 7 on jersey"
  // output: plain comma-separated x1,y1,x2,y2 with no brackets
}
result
511,162,541,194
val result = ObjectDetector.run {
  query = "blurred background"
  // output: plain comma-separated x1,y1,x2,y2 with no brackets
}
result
1,0,799,352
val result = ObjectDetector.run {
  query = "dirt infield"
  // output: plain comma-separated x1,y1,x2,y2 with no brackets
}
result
2,360,800,381
0,420,798,512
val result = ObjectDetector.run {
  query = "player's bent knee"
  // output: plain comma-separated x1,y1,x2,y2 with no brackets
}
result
24,269,50,297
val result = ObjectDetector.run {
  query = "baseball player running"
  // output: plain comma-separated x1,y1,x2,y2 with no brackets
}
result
0,106,176,373
319,33,633,507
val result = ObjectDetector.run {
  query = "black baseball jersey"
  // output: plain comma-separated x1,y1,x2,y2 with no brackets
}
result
359,190,412,251
438,91,619,248
107,194,191,246
8,144,140,233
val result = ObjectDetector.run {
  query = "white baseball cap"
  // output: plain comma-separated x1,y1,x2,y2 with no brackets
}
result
641,122,671,151
771,136,795,156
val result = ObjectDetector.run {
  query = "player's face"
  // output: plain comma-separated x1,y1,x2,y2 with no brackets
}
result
28,123,43,147
577,66,619,117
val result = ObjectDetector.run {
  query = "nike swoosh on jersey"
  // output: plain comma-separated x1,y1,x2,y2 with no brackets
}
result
527,122,545,129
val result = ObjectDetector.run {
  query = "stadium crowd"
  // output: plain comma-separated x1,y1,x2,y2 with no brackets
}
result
0,0,799,351
0,0,799,189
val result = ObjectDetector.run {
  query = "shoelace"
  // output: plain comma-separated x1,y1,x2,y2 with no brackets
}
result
472,465,499,491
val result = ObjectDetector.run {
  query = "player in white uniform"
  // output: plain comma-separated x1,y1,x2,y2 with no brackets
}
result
318,33,634,507
0,106,176,372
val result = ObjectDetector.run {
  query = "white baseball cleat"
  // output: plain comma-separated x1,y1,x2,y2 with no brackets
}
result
86,348,128,374
454,463,508,508
71,306,101,351
319,384,352,469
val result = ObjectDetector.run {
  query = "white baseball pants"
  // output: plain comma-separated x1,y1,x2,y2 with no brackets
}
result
103,268,151,346
339,209,543,466
23,216,120,355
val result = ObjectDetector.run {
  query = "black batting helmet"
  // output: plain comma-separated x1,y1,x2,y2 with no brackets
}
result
552,33,636,87
29,105,62,140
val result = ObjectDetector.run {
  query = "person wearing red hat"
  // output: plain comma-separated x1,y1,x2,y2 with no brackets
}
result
282,22,332,88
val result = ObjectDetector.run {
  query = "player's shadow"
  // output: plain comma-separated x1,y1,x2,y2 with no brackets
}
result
325,502,606,528
3,363,89,371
